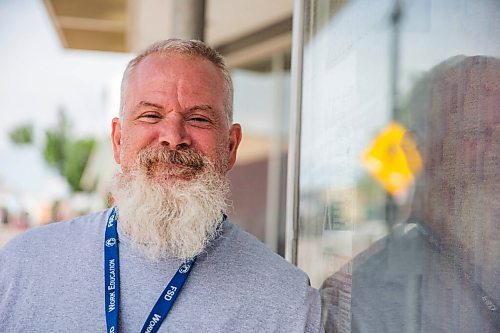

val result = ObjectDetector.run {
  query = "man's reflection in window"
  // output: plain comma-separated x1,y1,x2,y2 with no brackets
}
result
321,56,500,332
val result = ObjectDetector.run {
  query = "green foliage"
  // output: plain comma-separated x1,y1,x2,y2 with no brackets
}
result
43,128,66,172
9,109,96,193
42,110,70,173
9,123,34,144
63,139,95,192
43,109,96,192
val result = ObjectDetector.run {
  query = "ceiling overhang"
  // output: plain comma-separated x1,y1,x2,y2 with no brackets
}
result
44,0,128,52
43,0,293,64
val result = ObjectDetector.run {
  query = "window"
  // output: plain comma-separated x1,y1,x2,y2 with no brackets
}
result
294,0,500,331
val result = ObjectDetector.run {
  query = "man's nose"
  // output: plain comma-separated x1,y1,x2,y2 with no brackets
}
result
157,118,191,149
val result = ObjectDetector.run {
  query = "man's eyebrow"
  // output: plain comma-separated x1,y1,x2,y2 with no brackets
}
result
187,105,214,112
135,101,164,110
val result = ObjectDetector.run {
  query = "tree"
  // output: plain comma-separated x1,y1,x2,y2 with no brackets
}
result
63,139,95,192
43,109,70,176
10,108,96,193
9,123,33,145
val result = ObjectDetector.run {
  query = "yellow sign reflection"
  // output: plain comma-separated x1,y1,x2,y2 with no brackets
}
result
362,122,422,195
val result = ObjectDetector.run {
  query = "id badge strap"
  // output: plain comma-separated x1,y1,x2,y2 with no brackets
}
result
139,259,196,333
104,208,120,333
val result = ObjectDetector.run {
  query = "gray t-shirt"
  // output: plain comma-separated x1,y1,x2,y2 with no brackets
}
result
0,209,322,332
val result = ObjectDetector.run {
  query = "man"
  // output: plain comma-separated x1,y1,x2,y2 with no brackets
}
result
0,39,322,332
321,56,500,332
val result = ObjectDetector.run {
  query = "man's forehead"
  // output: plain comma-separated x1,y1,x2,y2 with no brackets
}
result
128,54,223,91
128,52,218,85
134,53,217,75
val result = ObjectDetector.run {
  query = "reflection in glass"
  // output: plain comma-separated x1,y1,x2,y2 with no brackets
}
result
322,55,500,332
295,0,500,331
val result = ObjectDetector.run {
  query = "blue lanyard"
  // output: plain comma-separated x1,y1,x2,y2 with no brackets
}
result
104,207,196,333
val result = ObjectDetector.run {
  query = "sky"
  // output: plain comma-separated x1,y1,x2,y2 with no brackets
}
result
0,0,133,208
0,0,133,150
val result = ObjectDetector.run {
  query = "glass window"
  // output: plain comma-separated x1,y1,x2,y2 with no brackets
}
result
229,53,291,256
296,0,500,331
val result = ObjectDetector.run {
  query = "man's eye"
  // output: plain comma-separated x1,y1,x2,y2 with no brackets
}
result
188,116,213,124
190,117,209,122
139,113,161,121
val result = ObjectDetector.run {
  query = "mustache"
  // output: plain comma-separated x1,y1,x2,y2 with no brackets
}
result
137,146,205,172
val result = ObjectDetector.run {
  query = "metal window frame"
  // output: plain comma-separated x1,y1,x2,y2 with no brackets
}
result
285,0,305,265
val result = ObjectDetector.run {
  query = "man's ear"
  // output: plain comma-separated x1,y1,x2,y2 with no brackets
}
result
111,117,122,164
227,124,242,171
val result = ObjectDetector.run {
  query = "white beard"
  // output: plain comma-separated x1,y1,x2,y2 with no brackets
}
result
111,149,230,262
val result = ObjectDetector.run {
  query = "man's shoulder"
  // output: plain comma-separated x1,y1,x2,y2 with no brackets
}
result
0,209,111,259
196,220,322,332
216,219,311,284
0,210,111,332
